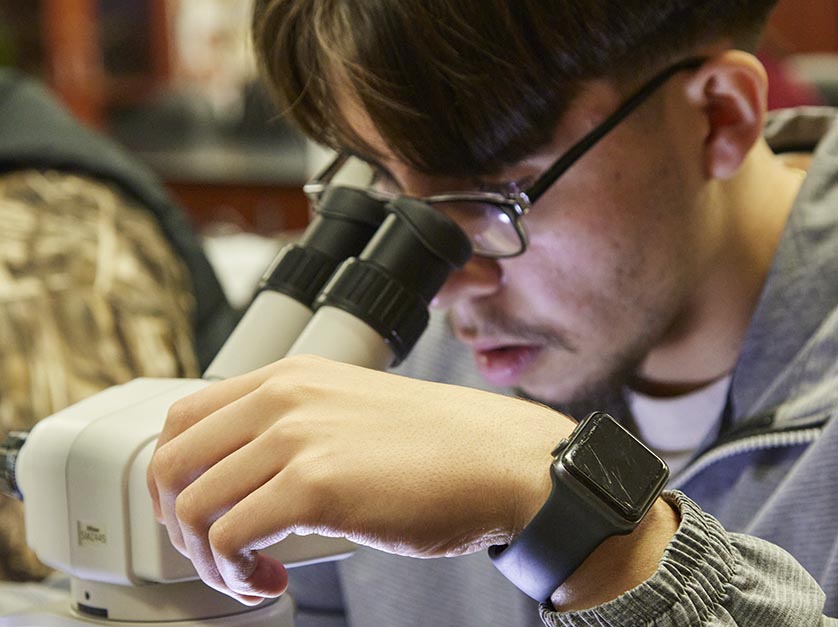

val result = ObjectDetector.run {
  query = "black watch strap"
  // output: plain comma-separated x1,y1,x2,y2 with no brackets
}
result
488,463,617,602
488,412,669,603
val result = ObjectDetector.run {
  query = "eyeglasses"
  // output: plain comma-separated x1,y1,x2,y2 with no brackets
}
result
304,57,706,258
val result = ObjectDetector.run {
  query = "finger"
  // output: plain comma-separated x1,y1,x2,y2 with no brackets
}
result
174,432,295,603
151,383,283,552
208,468,332,599
147,366,273,520
156,362,278,449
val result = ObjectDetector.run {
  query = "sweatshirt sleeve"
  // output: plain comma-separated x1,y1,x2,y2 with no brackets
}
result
539,491,836,627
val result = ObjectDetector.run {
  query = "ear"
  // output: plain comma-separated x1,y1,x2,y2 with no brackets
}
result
684,50,768,180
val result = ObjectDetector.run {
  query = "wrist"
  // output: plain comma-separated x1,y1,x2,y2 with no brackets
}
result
491,413,670,602
510,428,573,539
549,497,680,611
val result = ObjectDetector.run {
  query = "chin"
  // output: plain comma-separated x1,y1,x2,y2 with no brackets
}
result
516,362,630,410
516,376,585,407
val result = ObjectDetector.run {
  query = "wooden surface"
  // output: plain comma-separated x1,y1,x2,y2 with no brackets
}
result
167,181,310,235
41,0,105,127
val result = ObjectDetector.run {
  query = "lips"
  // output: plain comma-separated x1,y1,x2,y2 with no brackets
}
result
472,344,542,388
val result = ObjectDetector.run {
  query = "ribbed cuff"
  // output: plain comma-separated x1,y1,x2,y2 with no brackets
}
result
539,491,735,627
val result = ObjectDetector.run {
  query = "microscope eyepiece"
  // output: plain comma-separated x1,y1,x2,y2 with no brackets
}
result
312,197,472,364
260,187,388,306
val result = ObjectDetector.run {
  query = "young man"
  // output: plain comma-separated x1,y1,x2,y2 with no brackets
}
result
148,1,838,625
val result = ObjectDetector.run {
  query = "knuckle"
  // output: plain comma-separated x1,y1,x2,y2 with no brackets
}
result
256,375,292,401
174,487,206,532
269,354,334,386
291,457,343,519
166,396,199,432
149,443,181,486
257,376,315,410
280,353,330,372
264,414,311,449
258,355,342,408
208,517,240,559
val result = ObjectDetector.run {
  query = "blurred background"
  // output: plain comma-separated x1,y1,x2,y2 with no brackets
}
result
0,0,836,305
0,0,309,306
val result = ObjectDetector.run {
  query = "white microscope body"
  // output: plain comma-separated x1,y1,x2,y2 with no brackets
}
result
11,377,350,626
1,197,470,626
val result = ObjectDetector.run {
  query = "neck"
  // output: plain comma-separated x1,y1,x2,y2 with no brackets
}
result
632,140,805,397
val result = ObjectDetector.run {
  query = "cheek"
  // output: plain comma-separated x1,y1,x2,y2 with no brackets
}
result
500,232,628,334
522,205,639,291
514,192,685,330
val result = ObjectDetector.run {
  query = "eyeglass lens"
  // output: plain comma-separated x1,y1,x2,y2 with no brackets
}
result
311,155,524,257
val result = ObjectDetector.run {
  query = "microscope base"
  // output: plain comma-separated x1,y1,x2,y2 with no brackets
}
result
2,593,294,626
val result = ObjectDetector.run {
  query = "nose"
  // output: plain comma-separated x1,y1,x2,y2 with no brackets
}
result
432,256,502,309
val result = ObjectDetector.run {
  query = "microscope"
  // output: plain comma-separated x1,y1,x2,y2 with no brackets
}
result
0,189,471,626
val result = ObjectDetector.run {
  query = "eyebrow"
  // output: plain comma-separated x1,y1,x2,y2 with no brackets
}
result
475,176,536,194
345,148,534,196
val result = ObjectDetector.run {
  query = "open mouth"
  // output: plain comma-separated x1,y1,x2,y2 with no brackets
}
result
473,345,542,387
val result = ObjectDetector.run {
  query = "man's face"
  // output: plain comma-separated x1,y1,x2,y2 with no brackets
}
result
343,79,711,405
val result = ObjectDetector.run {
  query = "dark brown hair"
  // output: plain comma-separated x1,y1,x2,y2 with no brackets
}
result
252,0,779,177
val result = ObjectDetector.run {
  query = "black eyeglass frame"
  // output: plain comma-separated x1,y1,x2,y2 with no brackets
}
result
303,57,707,258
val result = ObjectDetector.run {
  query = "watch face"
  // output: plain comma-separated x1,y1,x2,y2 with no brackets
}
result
563,413,668,522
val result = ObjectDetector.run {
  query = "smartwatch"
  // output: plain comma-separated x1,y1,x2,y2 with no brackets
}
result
489,412,669,602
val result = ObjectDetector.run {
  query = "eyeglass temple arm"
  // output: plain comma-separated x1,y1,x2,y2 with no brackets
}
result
525,57,707,204
304,152,351,194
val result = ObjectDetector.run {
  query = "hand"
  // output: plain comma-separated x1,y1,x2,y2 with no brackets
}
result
147,355,573,604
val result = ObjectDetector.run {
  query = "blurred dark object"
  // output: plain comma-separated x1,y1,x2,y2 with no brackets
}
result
99,0,154,76
233,80,296,144
110,86,217,150
110,80,299,151
0,0,169,128
108,79,309,236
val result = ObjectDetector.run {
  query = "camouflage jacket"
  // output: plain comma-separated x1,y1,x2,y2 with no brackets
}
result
0,169,201,581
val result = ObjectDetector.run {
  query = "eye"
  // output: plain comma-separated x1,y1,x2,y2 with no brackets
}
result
369,167,401,194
